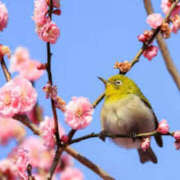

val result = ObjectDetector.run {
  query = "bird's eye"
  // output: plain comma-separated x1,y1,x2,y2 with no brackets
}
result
115,80,122,86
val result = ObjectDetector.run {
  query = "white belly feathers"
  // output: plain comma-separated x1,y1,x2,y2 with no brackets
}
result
101,94,155,149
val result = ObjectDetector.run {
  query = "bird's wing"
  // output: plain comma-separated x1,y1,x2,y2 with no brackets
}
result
139,94,163,147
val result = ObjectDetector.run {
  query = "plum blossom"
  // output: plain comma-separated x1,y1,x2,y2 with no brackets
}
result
0,117,26,145
171,15,180,33
0,1,8,31
15,148,30,179
0,76,37,117
60,167,84,180
0,159,18,179
143,45,158,60
10,47,30,72
161,0,180,17
146,13,163,29
157,119,169,134
15,137,54,171
65,97,93,130
137,30,153,43
33,0,48,26
40,116,65,148
174,131,180,141
173,131,180,150
36,20,60,44
10,47,44,81
140,137,150,152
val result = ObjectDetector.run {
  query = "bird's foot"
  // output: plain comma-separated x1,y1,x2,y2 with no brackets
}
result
129,132,137,142
99,130,108,142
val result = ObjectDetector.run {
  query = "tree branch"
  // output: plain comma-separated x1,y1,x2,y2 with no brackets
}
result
65,146,115,180
143,0,180,90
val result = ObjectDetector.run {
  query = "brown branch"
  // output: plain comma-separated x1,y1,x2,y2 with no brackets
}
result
65,146,115,180
69,131,173,145
92,92,105,108
143,0,180,90
13,114,40,135
0,57,11,81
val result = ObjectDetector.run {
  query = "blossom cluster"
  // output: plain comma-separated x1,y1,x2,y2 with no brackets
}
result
10,47,44,81
140,119,180,151
33,0,60,43
0,1,8,31
0,76,37,117
137,0,180,61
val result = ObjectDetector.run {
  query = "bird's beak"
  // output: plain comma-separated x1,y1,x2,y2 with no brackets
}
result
98,76,107,86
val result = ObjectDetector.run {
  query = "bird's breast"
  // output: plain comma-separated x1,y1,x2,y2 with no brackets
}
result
101,94,155,148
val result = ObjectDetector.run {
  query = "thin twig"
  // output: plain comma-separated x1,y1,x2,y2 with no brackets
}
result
0,57,11,81
65,146,115,180
143,0,180,90
13,114,40,135
92,92,105,108
69,131,173,145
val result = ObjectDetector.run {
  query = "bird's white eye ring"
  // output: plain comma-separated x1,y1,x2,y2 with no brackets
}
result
115,80,122,86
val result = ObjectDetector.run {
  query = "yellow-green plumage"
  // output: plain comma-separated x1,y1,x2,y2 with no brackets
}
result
100,74,162,164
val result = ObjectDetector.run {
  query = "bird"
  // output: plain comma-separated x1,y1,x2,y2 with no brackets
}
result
99,74,163,163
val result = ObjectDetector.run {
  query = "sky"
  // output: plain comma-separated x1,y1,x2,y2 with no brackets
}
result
1,0,180,179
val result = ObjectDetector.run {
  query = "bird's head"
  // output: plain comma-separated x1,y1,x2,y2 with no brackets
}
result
98,74,139,102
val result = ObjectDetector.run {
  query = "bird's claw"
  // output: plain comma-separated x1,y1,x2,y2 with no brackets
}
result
99,130,107,142
129,132,137,142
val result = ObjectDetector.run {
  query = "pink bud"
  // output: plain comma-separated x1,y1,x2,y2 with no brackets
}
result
143,45,158,61
175,141,180,150
157,120,169,134
140,137,150,152
174,131,180,141
146,13,163,29
61,135,69,144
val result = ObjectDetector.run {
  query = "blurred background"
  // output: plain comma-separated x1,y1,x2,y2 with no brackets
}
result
1,0,180,179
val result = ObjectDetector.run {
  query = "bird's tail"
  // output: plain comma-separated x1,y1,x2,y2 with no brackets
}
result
137,148,157,164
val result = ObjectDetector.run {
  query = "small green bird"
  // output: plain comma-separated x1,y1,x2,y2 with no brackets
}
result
99,74,163,163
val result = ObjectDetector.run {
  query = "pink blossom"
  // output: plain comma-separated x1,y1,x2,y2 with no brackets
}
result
16,137,54,170
143,45,158,60
175,141,180,150
174,131,180,141
11,76,37,113
0,2,8,31
10,47,30,72
161,0,180,17
65,97,93,130
140,137,150,152
146,13,163,29
10,47,44,81
33,0,49,26
19,59,44,81
0,117,26,145
47,0,60,8
15,148,30,179
0,80,22,117
61,135,69,144
0,76,37,117
0,159,18,179
137,30,153,43
40,116,56,149
60,167,84,180
171,15,180,33
157,119,169,134
40,116,65,149
36,20,60,44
